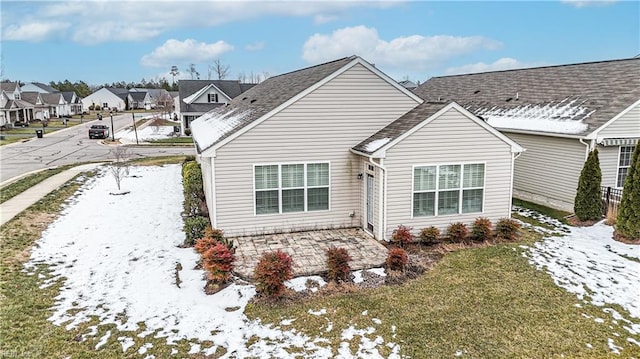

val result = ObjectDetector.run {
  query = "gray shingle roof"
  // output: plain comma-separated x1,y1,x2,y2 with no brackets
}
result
20,92,43,106
42,93,64,105
30,82,58,93
106,87,130,100
61,91,79,103
128,92,148,101
0,82,19,92
192,56,357,152
413,58,640,136
352,102,448,155
178,80,254,113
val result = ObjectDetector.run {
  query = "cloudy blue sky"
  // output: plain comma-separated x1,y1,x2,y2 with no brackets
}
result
1,1,638,86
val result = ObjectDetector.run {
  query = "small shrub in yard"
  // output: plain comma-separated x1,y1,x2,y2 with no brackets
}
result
182,161,207,217
574,149,602,222
419,226,440,244
471,217,493,242
447,222,469,243
386,247,408,272
204,226,224,241
254,250,294,298
391,225,414,247
616,144,640,241
326,247,352,283
184,215,209,246
194,237,219,254
202,243,235,284
495,218,521,241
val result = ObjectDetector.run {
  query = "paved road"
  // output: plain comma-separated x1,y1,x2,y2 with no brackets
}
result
0,113,195,183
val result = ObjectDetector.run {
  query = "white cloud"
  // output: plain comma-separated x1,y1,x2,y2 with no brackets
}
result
140,39,234,68
302,25,502,73
2,21,70,42
443,58,545,75
245,41,265,52
2,1,401,44
561,0,618,7
313,14,339,25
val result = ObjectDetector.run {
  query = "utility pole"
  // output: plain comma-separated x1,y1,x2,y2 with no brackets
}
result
131,112,139,144
110,111,115,142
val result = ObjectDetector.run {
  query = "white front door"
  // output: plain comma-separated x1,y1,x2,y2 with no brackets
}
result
366,174,374,232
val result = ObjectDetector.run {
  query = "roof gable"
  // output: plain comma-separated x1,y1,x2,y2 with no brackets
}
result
414,58,640,137
353,101,524,157
21,92,44,105
182,83,232,104
192,56,423,154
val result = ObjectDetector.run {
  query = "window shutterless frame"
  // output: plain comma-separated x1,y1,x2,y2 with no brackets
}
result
410,162,486,218
253,161,331,216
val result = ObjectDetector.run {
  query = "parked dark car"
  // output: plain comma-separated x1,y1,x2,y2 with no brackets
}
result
89,124,110,139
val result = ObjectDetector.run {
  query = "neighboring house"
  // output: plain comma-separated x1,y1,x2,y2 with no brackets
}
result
21,83,83,116
61,92,83,115
127,91,151,110
42,93,69,117
81,87,128,111
1,82,34,126
398,80,418,90
21,92,50,120
191,56,523,240
414,58,640,212
177,80,254,133
20,82,58,93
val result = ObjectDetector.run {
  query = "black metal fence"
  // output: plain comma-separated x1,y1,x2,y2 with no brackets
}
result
601,186,623,216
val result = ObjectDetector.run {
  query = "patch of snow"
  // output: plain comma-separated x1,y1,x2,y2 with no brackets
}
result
608,338,622,354
280,318,296,326
523,221,640,336
24,165,400,358
285,275,326,292
190,109,252,151
115,125,175,141
455,350,464,357
595,318,605,323
372,318,382,325
362,310,368,316
170,348,178,355
188,343,201,354
475,98,592,135
363,137,391,153
326,321,333,332
628,337,640,347
95,330,111,349
585,343,593,349
308,308,327,316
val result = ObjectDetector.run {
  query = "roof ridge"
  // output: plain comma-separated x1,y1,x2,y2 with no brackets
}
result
433,57,639,79
268,56,357,80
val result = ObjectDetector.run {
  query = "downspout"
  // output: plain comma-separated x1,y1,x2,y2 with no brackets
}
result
211,156,217,229
508,151,523,218
579,138,592,161
368,156,386,241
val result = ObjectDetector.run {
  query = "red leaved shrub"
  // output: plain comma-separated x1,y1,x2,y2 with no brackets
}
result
194,237,219,255
447,222,469,243
471,217,493,242
495,218,521,241
254,250,294,298
386,247,408,271
326,247,352,283
391,225,414,247
419,226,440,244
202,243,235,284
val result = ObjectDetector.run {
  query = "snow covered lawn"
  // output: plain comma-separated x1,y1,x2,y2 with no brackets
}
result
24,165,398,358
518,209,640,350
115,125,175,142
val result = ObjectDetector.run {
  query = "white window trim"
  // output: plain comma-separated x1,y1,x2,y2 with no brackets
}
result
616,146,635,189
410,162,487,218
253,161,331,216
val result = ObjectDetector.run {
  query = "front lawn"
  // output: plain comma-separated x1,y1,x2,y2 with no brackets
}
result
1,165,638,358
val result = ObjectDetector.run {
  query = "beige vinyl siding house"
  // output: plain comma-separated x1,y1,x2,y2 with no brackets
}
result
415,58,640,213
191,56,522,240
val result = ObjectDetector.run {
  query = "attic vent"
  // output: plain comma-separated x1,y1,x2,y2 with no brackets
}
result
250,99,256,103
473,90,480,94
505,97,513,102
242,97,248,101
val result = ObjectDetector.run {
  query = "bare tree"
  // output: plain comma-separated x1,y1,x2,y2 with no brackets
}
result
108,147,130,192
170,65,179,85
211,58,230,80
186,64,200,80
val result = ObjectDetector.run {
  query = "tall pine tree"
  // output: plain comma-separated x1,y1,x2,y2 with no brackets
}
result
616,145,640,240
574,149,602,221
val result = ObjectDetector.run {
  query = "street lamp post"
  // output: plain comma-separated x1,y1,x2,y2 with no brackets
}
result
110,111,115,142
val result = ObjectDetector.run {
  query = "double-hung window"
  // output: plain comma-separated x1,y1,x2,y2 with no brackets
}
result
413,163,485,217
254,162,329,215
617,146,635,188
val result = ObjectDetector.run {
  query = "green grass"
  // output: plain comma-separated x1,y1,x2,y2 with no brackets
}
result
147,137,194,145
1,173,637,358
246,236,639,358
0,165,77,204
513,198,572,223
0,136,31,146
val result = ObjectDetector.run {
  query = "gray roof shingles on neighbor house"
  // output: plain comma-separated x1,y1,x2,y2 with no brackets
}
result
192,56,357,152
413,58,640,136
178,80,256,113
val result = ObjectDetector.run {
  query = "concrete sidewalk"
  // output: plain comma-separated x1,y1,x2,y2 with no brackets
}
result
0,163,103,226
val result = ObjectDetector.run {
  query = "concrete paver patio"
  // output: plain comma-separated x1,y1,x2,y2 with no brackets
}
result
232,228,388,279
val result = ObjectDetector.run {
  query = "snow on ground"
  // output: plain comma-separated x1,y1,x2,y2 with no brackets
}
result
521,210,640,349
25,165,399,358
115,125,175,141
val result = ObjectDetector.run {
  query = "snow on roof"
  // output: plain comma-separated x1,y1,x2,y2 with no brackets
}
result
191,108,252,151
363,137,391,153
475,98,593,135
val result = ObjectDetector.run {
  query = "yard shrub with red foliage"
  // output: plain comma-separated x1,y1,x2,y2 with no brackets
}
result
194,237,219,255
495,218,521,241
471,217,493,242
419,226,440,244
202,243,235,284
254,250,294,298
386,247,408,271
203,226,225,241
447,222,469,243
391,225,414,247
326,247,352,283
